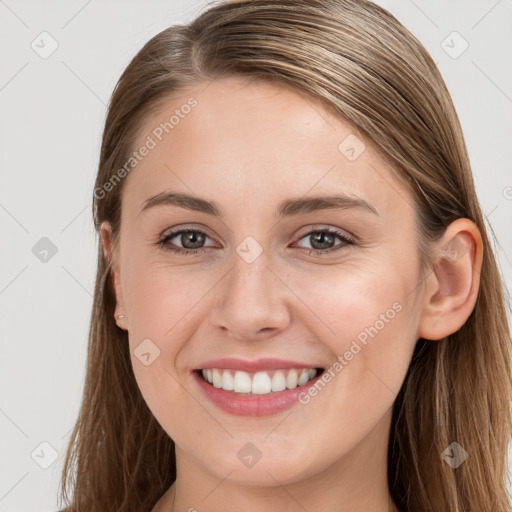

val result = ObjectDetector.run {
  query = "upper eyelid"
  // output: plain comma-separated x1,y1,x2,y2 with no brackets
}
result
295,224,353,239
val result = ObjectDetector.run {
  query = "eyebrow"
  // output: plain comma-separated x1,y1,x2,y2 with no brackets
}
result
140,191,379,218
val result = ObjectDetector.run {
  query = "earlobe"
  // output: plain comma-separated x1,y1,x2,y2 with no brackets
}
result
100,221,128,331
417,218,483,341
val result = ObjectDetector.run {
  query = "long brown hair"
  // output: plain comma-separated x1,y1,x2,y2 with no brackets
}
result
58,1,512,510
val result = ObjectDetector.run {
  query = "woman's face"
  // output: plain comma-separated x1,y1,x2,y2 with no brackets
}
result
103,76,426,486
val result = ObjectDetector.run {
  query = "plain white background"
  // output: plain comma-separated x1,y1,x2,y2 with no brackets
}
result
0,1,511,510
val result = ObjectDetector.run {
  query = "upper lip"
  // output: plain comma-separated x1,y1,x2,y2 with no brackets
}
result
194,358,322,373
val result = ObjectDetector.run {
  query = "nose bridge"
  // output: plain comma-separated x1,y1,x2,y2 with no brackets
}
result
212,245,289,339
230,250,272,304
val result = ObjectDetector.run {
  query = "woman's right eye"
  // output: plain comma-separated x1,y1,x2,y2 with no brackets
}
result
156,228,214,255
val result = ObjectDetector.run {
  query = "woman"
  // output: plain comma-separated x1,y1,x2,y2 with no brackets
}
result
58,1,512,511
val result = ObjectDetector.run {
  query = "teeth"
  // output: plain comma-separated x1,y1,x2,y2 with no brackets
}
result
200,368,318,395
233,371,252,393
286,369,298,389
252,371,272,394
271,371,286,392
212,369,222,388
298,370,310,386
221,370,234,390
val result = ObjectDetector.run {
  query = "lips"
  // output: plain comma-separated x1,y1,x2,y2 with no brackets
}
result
192,358,325,416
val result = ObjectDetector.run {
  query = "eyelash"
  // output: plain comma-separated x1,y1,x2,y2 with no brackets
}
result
156,227,355,257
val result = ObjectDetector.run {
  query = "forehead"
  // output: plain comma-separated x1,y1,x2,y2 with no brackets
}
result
122,76,413,222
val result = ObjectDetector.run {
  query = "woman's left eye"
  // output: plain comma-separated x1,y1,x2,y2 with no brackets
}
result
156,227,355,256
293,228,355,255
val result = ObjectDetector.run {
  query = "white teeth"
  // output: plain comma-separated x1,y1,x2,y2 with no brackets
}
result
271,370,286,392
212,369,222,388
221,370,234,391
298,370,310,386
286,369,298,389
233,371,252,393
200,368,319,395
252,372,272,394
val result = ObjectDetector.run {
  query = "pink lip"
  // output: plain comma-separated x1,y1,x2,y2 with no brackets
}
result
194,357,320,372
192,366,323,417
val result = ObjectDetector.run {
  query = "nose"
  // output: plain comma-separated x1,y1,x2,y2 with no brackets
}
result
209,253,291,341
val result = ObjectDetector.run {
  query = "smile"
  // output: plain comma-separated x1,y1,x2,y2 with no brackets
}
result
193,359,326,416
199,368,321,395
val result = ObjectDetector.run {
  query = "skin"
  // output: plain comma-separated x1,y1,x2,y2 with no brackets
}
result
100,76,483,512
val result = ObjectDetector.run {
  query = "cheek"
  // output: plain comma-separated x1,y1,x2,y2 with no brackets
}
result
289,258,417,388
122,263,204,436
275,264,417,461
122,262,226,413
123,260,217,344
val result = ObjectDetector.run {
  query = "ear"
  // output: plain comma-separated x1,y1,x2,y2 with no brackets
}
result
100,221,128,331
417,218,483,341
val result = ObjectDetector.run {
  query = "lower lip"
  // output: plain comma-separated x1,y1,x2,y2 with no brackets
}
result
193,370,323,416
